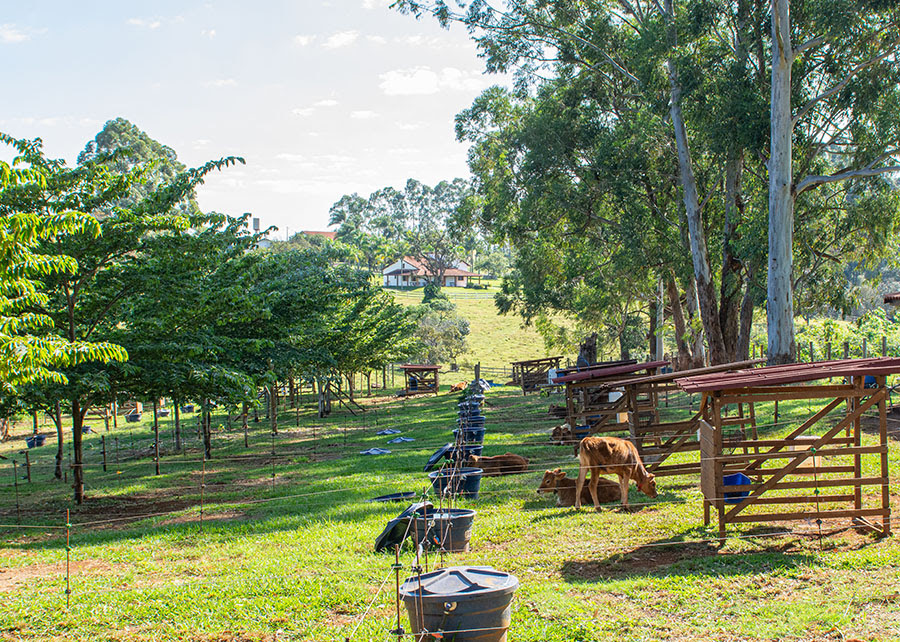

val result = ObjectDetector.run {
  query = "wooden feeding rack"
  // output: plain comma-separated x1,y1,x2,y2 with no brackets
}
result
552,360,668,436
398,364,441,396
510,356,563,395
678,358,896,539
607,360,763,478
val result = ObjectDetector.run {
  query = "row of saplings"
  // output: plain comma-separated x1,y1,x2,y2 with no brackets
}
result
380,383,658,642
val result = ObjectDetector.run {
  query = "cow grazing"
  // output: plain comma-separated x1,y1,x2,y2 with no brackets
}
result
548,404,568,420
575,436,657,510
467,453,529,476
537,468,620,507
449,381,468,393
550,423,576,445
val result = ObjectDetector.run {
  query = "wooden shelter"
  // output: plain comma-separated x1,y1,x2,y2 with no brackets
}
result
552,361,668,435
678,359,895,538
510,356,563,395
398,364,441,396
606,360,763,478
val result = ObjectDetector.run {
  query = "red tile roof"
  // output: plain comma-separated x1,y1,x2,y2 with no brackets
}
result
302,230,336,239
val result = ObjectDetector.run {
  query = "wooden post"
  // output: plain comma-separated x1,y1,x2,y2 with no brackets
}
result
24,451,31,483
101,435,107,473
843,341,850,359
809,341,814,363
174,401,182,452
153,400,160,475
474,362,481,382
882,335,887,357
242,401,249,448
826,342,832,360
863,337,868,359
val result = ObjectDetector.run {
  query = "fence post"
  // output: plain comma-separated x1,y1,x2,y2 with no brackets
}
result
475,362,481,382
13,460,20,524
24,451,31,483
809,341,814,363
863,337,868,359
882,335,887,357
826,342,832,360
843,341,850,359
101,435,107,473
65,509,71,608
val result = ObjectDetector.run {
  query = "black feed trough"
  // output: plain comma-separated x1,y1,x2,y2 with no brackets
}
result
370,491,418,503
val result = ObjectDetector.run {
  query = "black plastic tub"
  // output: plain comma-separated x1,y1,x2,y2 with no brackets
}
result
400,566,519,641
410,508,476,553
449,444,483,461
428,466,482,499
457,415,486,427
453,427,485,444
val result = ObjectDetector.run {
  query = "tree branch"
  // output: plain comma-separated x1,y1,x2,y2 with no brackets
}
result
796,164,900,195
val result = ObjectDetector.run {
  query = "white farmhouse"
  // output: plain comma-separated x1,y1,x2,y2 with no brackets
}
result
382,256,482,288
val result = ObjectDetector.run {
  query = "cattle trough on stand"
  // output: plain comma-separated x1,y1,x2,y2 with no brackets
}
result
677,358,896,538
510,356,562,395
399,364,441,396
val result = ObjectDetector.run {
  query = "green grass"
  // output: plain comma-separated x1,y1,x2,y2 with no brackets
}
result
1,385,899,641
387,283,575,370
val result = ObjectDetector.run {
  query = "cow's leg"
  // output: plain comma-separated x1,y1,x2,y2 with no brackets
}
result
589,473,601,510
575,460,588,510
618,475,630,511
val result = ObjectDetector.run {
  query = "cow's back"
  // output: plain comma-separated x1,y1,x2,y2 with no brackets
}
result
579,436,638,475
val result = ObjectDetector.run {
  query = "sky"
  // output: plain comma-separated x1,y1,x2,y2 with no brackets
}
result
1,0,507,236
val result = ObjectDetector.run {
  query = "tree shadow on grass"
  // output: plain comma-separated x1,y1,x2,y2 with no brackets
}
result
559,524,867,583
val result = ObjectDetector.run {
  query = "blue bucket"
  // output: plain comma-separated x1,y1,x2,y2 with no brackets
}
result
723,473,752,504
573,425,591,440
428,466,483,499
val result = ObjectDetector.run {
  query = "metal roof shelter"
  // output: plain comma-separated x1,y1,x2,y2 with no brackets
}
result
551,360,669,436
398,364,441,396
510,356,563,395
677,358,897,538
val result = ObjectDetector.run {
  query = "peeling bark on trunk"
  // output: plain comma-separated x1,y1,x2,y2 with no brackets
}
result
686,281,707,367
767,0,796,364
666,277,693,370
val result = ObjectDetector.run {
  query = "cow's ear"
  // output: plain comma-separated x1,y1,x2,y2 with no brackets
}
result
552,468,562,474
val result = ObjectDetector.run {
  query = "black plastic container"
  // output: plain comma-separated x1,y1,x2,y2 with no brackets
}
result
410,508,477,553
453,427,486,444
448,444,483,461
428,466,483,499
399,566,519,641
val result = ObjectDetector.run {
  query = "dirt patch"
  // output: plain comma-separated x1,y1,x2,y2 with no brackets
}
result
157,509,247,527
861,405,900,442
0,559,122,593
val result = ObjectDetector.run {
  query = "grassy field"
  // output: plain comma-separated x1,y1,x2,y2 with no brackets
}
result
1,380,899,641
386,284,575,370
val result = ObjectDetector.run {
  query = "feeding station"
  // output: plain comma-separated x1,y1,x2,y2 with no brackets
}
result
677,358,895,539
609,360,763,478
552,360,668,437
399,364,441,396
510,356,563,395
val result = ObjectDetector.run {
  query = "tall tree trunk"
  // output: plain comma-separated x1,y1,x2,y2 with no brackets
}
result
242,401,249,448
32,411,39,436
666,276,693,370
270,383,278,435
54,402,63,480
663,0,727,364
649,302,659,361
686,281,707,366
720,151,745,362
737,274,756,361
72,397,85,504
202,398,212,460
767,0,796,364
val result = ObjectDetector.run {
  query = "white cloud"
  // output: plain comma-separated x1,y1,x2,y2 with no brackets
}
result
396,121,427,131
127,17,162,29
314,99,339,107
0,24,29,44
276,153,307,162
366,35,387,45
200,29,216,39
293,34,315,46
193,139,211,148
362,0,391,8
322,30,359,49
291,107,314,117
379,66,488,96
204,78,237,87
351,110,378,120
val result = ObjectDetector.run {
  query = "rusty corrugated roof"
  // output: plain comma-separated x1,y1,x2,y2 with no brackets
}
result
552,360,669,384
677,357,900,393
398,364,442,371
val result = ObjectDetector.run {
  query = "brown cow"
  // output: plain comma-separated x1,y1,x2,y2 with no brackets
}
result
550,423,576,445
467,453,529,476
548,404,568,420
449,381,468,393
575,436,657,510
537,468,620,507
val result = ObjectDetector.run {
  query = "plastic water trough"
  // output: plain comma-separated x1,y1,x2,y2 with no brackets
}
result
453,426,486,444
399,566,519,642
124,413,141,423
457,415,486,428
723,472,752,504
428,466,483,500
25,435,46,448
411,507,477,553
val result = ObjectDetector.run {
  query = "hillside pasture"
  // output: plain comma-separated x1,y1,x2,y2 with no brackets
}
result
0,384,899,641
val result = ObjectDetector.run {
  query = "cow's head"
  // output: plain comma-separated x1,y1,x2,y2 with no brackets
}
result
466,454,483,468
638,473,658,498
537,468,564,494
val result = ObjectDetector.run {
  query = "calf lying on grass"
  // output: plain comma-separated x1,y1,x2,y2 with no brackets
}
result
575,436,657,510
467,453,529,476
537,468,620,507
550,422,576,445
449,381,468,392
